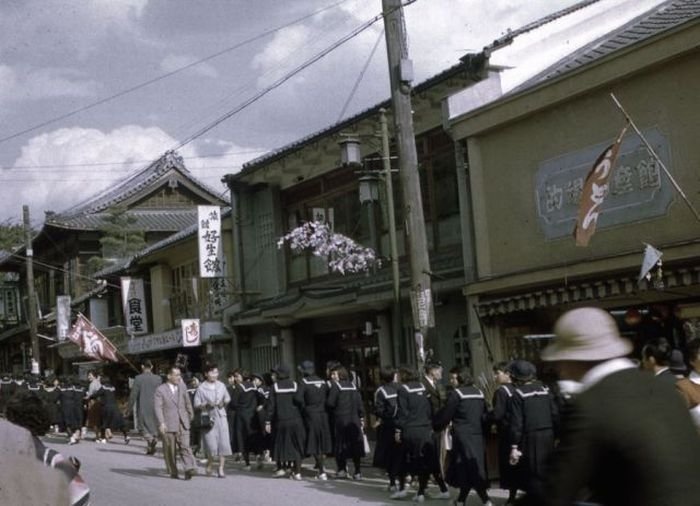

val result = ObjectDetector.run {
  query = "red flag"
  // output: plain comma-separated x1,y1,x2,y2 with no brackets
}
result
67,313,120,362
574,123,629,246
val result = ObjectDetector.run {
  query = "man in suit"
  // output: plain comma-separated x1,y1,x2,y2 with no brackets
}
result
154,365,197,480
519,307,700,506
127,360,162,455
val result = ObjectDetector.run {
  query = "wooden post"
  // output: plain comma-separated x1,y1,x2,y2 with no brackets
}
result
23,205,41,373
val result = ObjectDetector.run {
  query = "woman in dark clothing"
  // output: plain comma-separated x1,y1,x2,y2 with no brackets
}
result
267,364,306,480
187,375,202,457
42,376,62,433
326,364,365,480
298,360,332,480
393,366,436,502
256,372,274,465
232,369,260,470
507,360,558,497
490,361,517,504
435,367,493,506
372,365,400,491
58,377,81,445
90,378,129,444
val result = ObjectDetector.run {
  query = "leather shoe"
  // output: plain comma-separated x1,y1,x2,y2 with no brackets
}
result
184,469,196,480
169,474,179,479
146,440,157,455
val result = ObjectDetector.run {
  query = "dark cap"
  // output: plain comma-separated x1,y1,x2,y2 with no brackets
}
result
509,360,537,382
272,364,290,378
250,372,264,382
424,360,442,371
297,360,315,375
669,349,687,375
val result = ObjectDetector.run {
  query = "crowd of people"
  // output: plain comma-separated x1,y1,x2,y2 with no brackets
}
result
1,306,700,505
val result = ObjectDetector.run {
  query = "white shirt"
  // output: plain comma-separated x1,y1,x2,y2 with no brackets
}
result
169,383,177,395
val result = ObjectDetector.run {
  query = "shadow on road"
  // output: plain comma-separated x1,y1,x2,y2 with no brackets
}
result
110,467,171,479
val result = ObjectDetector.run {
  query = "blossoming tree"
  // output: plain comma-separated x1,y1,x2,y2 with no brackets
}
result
277,221,381,275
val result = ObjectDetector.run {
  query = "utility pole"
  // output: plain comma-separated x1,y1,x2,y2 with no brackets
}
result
382,0,433,370
379,108,402,366
23,205,40,373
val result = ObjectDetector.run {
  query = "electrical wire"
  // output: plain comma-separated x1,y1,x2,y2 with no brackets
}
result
173,9,396,150
337,28,385,123
0,0,353,146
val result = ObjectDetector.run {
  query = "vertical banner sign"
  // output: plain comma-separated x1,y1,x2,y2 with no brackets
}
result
121,277,149,335
56,295,71,341
182,318,201,347
198,206,224,278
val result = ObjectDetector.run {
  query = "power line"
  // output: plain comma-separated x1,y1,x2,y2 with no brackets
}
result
174,10,389,150
0,0,353,146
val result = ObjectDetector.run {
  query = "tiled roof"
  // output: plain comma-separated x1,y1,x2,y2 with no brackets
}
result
238,60,472,174
513,0,700,92
47,151,224,226
46,209,199,232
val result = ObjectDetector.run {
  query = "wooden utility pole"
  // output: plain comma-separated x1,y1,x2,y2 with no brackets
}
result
382,0,433,370
23,205,40,373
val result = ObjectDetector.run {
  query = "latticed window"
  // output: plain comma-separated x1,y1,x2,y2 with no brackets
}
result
453,325,471,368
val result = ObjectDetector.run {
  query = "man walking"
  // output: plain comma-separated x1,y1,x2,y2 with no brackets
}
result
154,365,197,480
127,360,162,455
520,307,700,505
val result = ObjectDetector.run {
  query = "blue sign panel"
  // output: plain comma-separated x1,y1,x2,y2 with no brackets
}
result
535,127,674,240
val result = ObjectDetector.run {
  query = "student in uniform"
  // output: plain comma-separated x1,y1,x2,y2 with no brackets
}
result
267,364,306,480
434,367,493,506
641,337,677,385
186,374,202,457
298,360,332,480
256,372,274,465
58,377,81,445
232,369,259,470
89,377,130,444
507,360,558,497
326,364,365,480
393,366,435,502
372,365,400,493
490,361,517,505
421,361,450,499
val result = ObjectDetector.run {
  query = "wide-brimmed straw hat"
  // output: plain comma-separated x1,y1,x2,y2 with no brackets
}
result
542,307,632,362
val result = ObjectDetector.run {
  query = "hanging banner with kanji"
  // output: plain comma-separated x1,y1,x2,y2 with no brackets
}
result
121,277,149,335
181,318,201,347
56,295,71,341
67,313,120,362
198,205,224,278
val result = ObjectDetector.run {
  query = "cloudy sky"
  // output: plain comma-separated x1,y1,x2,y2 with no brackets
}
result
0,0,581,224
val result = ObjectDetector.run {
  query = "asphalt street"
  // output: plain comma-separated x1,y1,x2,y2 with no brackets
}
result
45,434,513,506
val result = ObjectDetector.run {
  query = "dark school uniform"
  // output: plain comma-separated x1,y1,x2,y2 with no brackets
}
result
301,375,332,456
269,379,306,462
508,381,558,492
91,385,126,432
187,387,202,452
256,385,272,454
326,380,365,462
395,381,435,475
42,386,62,428
491,383,516,490
58,385,80,432
372,382,399,470
0,377,15,413
434,385,489,490
232,381,259,454
72,384,87,429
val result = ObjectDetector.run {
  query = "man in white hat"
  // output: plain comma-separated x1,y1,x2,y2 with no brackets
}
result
518,307,700,506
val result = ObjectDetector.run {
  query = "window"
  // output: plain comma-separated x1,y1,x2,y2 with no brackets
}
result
453,325,471,368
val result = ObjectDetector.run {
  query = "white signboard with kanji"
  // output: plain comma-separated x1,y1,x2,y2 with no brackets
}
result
181,318,201,347
198,206,224,278
121,277,149,335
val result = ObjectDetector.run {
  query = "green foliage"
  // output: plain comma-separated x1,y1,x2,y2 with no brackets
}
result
86,207,146,274
0,220,25,253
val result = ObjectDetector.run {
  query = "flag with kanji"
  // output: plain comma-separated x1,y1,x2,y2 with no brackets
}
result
573,122,630,246
67,313,120,362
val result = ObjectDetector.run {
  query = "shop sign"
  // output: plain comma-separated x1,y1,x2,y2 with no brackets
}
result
182,319,201,347
127,329,182,354
56,295,71,341
121,277,149,335
198,206,224,278
535,128,673,240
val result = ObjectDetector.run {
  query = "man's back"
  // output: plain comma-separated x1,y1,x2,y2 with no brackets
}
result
537,368,700,506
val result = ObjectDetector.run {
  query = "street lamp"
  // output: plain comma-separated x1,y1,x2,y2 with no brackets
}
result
339,138,362,166
358,172,380,204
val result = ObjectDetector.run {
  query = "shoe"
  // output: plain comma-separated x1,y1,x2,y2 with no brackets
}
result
316,472,328,481
390,490,408,500
217,468,225,478
433,491,450,500
68,436,78,445
452,501,465,506
146,440,157,455
124,436,130,445
184,469,196,480
170,474,179,479
80,427,87,438
483,501,494,506
336,470,347,479
242,465,252,472
205,463,214,476
352,473,362,481
414,495,425,503
273,469,287,478
290,473,302,481
388,484,398,492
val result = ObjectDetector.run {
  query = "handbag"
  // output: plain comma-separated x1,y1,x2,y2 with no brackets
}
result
362,431,371,454
200,410,214,431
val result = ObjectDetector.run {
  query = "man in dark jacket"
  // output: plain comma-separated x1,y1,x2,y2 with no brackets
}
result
520,307,700,506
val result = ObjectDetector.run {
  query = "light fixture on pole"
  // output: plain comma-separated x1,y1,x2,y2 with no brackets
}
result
339,138,362,166
358,172,380,204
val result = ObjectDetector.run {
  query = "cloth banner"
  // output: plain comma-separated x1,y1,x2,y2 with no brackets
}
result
574,123,630,246
638,243,663,282
67,313,119,362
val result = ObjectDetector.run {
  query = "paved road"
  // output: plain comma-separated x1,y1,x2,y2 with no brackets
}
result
45,434,512,505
